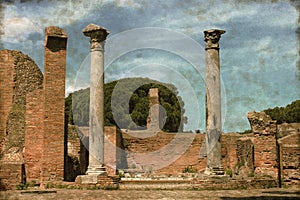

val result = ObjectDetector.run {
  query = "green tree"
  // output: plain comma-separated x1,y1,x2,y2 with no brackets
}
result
65,78,188,132
263,100,300,124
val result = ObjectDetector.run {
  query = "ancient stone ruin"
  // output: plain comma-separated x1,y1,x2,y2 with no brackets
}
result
0,26,67,188
0,25,299,190
146,88,161,131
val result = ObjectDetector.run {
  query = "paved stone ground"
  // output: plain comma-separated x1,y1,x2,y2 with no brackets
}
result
0,188,299,200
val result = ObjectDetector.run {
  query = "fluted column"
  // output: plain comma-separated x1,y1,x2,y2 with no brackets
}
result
204,29,225,175
83,24,109,175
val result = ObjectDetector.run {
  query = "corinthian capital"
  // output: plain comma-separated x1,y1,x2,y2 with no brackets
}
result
82,24,110,50
204,29,225,50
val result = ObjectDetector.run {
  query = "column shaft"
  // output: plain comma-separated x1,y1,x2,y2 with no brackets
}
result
83,24,109,175
87,45,105,174
204,29,225,175
205,48,222,170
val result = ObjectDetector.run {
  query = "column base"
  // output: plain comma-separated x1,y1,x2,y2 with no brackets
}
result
86,165,107,176
204,167,225,175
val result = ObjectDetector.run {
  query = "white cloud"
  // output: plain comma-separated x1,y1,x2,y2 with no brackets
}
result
207,2,258,24
115,0,142,8
3,17,43,43
253,36,272,52
2,0,110,44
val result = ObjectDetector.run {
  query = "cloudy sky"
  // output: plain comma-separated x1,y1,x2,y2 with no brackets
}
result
1,0,299,132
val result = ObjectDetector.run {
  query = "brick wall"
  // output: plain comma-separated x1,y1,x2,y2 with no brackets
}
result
235,136,254,177
24,89,44,182
0,164,24,190
0,49,43,189
41,26,67,182
222,134,244,171
0,50,15,153
122,132,254,175
104,126,118,176
278,123,300,138
156,133,206,174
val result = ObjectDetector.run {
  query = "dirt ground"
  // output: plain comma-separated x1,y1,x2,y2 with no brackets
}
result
0,188,299,200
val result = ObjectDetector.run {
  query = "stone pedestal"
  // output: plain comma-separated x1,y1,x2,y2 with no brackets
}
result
82,24,109,176
204,29,225,175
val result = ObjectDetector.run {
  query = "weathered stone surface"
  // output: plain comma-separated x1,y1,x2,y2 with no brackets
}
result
204,29,226,49
45,26,67,52
82,24,109,37
204,29,225,175
234,137,254,177
82,23,109,50
247,111,277,135
45,26,67,38
278,122,300,138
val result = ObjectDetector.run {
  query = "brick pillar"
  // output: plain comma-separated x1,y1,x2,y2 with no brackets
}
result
83,23,109,175
104,126,117,176
42,26,67,182
147,88,160,131
204,29,225,175
248,111,278,179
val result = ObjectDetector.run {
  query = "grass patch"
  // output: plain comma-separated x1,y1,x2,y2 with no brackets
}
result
226,169,233,177
182,166,197,173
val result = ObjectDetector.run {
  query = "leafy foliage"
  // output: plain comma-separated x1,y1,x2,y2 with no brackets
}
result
263,100,300,124
65,78,187,132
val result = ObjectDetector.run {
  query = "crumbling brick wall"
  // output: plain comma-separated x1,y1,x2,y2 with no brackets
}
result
64,125,82,181
248,111,278,179
234,137,254,177
278,132,300,188
0,50,43,158
278,123,300,138
122,132,254,176
222,134,244,173
0,50,43,189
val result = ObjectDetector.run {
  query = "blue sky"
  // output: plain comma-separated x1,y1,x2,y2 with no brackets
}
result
1,0,299,132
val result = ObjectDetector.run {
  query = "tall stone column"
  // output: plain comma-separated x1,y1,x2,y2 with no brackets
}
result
204,29,225,175
83,24,109,175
